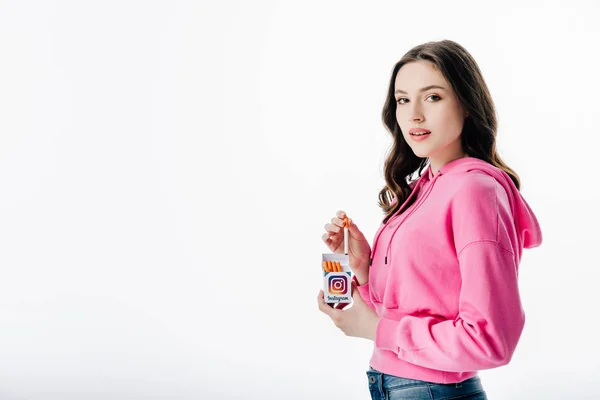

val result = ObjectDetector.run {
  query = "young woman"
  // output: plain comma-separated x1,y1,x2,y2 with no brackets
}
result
317,40,543,400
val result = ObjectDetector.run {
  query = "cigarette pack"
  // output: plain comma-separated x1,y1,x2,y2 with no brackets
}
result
322,253,353,304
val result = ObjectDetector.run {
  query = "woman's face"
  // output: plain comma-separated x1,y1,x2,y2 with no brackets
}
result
394,60,468,170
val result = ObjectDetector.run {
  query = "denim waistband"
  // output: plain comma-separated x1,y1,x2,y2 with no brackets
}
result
367,366,484,393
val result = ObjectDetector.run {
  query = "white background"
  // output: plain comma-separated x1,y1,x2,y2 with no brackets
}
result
0,0,598,399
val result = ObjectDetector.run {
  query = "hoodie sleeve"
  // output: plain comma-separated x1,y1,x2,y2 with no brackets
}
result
356,281,376,311
373,174,526,372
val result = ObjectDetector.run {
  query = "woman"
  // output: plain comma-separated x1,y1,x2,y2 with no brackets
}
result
317,40,543,399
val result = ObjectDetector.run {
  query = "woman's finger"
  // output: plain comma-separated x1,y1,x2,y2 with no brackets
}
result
322,233,339,249
324,223,341,234
317,290,338,317
323,231,341,242
331,216,345,228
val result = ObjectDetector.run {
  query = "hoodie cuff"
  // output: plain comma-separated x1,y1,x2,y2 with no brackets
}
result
375,317,400,353
355,279,370,297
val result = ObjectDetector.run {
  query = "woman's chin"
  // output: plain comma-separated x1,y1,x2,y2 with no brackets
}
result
411,148,430,158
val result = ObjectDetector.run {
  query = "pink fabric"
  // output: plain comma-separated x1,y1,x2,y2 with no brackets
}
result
356,157,542,384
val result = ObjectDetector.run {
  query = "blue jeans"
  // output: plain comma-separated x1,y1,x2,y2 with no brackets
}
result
366,366,488,400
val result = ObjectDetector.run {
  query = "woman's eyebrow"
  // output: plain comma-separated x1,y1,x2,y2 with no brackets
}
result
394,85,446,94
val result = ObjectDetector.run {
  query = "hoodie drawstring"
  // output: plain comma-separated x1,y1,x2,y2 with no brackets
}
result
383,171,442,265
369,172,430,267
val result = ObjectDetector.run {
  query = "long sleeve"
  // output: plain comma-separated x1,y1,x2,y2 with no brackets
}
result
356,281,376,311
374,241,525,372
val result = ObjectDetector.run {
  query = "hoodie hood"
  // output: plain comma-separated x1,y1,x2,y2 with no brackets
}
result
426,156,543,250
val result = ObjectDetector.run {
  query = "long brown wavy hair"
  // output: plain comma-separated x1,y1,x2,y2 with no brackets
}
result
378,39,520,224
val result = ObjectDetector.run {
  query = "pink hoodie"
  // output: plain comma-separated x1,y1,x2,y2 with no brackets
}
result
356,156,542,384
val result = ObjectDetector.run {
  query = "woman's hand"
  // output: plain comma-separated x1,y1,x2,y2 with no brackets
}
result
317,282,380,340
322,210,371,284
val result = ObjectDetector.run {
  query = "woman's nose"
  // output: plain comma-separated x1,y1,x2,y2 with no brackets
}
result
408,105,424,121
410,112,424,122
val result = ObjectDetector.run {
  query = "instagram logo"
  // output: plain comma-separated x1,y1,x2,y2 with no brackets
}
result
328,275,347,294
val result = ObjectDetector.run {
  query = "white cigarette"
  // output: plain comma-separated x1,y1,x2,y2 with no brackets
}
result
344,226,348,255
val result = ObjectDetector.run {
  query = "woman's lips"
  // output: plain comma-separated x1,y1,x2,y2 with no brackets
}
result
409,128,431,134
410,132,431,141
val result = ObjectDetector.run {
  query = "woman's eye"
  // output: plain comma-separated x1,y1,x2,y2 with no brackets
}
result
396,94,440,104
